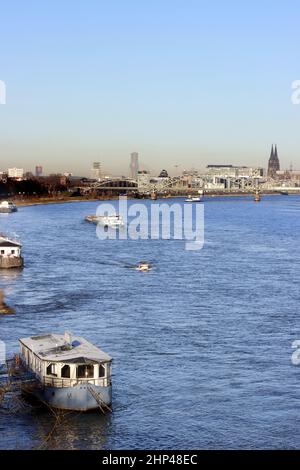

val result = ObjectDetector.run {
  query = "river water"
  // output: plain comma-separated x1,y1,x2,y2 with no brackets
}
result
0,195,300,449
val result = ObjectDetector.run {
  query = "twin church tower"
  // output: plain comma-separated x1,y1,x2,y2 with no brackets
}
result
267,144,280,178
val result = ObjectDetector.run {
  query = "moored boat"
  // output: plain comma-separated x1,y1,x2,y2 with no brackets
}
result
0,234,23,269
0,201,18,213
18,332,112,411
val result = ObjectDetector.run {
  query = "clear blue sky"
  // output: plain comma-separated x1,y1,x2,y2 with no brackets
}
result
0,0,300,175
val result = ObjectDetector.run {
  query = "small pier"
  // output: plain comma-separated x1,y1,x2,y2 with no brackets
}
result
0,356,39,412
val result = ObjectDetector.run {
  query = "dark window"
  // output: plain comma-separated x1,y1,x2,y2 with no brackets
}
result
61,364,70,378
46,363,57,376
99,364,105,378
1,250,4,254
77,364,94,378
11,250,15,254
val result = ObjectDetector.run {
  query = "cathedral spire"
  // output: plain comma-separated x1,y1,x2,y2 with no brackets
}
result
268,144,280,178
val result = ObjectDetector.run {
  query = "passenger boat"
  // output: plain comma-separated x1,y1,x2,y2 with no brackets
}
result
0,234,23,269
19,332,112,411
0,201,18,213
85,215,124,227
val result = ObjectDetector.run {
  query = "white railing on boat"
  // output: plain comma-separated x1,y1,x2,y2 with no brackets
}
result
43,376,111,388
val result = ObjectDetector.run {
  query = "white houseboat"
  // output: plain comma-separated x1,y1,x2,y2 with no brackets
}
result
0,234,23,269
19,332,112,411
0,201,18,213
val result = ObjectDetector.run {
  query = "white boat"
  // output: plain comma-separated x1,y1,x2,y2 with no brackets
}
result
85,215,124,227
185,195,202,202
18,332,112,411
0,201,18,213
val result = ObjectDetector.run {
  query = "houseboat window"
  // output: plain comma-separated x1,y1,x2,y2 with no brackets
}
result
11,250,15,254
61,365,70,378
77,364,94,378
1,250,4,254
99,364,105,377
46,363,57,376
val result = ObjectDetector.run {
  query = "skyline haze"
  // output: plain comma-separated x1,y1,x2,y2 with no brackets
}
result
1,0,300,175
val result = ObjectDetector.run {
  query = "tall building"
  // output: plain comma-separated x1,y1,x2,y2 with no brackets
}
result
35,165,43,177
130,152,139,180
268,145,280,178
91,162,102,180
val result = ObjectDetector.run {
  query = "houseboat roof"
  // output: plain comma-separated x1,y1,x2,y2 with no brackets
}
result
0,234,22,247
0,240,21,247
19,333,112,364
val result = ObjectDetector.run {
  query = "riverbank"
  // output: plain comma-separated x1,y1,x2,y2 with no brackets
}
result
1,191,298,208
13,196,114,207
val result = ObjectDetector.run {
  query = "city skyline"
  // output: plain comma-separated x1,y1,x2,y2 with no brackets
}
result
1,1,300,174
0,145,286,179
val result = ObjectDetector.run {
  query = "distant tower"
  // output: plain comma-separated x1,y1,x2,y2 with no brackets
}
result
91,162,102,180
130,152,139,180
35,165,43,177
268,145,280,178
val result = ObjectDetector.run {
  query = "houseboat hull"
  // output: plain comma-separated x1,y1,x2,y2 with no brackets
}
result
0,257,24,269
25,383,112,411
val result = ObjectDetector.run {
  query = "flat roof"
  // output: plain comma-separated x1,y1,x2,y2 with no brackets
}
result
19,333,112,364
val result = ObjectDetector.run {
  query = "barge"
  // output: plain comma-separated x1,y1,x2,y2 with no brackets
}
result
19,332,112,411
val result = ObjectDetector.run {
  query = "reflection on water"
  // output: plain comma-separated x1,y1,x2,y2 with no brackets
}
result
0,268,23,283
31,409,112,450
0,196,300,449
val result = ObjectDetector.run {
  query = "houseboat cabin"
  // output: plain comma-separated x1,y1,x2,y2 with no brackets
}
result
19,332,112,411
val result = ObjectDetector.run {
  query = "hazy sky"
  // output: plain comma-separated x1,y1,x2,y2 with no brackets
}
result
1,0,300,176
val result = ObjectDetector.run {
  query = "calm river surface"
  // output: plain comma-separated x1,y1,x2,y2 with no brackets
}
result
1,196,300,449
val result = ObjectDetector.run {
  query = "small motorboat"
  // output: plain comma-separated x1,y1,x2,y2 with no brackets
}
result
136,262,152,272
185,195,202,203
